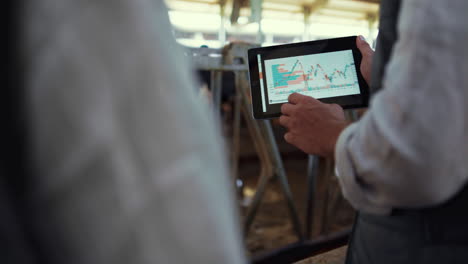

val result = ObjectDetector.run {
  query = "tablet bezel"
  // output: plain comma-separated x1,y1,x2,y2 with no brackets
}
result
248,36,369,119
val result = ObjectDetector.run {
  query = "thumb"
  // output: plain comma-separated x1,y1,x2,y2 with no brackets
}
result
356,35,373,57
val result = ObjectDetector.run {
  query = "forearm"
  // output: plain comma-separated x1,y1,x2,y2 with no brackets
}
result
335,0,468,214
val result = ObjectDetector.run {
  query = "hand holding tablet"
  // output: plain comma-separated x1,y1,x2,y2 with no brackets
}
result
279,92,349,158
248,36,369,119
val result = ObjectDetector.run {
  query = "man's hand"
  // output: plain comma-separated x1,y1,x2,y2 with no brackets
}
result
279,93,349,159
356,35,374,85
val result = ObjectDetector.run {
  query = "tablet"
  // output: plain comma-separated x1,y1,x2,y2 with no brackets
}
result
248,36,369,119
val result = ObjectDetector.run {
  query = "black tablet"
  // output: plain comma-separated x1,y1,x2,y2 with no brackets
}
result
248,36,369,119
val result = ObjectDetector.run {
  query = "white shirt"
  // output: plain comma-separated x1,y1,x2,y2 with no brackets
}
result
335,0,468,215
23,0,246,263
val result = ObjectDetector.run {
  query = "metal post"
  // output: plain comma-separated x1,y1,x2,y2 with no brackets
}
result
305,155,319,239
263,120,304,241
210,71,223,111
250,0,264,44
302,0,329,42
302,6,312,41
367,13,378,48
234,70,303,241
230,91,242,182
219,0,227,46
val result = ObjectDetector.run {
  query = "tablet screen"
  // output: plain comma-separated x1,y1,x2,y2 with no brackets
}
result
262,50,359,108
249,36,369,119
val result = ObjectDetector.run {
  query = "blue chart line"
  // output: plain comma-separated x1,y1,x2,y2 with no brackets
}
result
271,61,355,90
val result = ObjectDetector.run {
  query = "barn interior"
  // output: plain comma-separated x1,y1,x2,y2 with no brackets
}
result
164,0,380,263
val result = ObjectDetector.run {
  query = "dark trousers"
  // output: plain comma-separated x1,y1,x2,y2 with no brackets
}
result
346,186,468,264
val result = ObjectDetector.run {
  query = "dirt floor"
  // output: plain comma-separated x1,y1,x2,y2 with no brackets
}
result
230,119,355,262
295,247,348,264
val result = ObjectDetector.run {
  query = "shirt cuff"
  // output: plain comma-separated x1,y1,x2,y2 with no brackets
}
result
334,123,391,215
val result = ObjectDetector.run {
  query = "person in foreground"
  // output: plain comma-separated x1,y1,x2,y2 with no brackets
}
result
280,0,468,263
5,0,246,263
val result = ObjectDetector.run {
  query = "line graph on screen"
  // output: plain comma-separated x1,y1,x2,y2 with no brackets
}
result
264,50,360,104
272,61,353,89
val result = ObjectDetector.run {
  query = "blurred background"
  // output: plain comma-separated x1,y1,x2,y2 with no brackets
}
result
164,0,380,262
165,0,379,48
